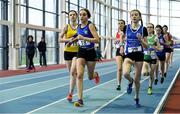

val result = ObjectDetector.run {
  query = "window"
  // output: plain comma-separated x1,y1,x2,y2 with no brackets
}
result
29,8,43,26
45,0,56,13
45,13,56,28
150,0,157,15
29,0,43,9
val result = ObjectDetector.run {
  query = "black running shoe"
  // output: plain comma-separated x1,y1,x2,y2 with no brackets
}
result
134,98,141,108
161,77,164,84
127,79,133,94
164,73,167,78
154,79,158,85
116,85,121,91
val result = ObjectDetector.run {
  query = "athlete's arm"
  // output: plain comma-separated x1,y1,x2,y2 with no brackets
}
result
59,25,71,43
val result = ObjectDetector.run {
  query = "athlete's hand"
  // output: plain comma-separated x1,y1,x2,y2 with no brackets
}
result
136,33,142,41
65,42,72,47
78,35,84,40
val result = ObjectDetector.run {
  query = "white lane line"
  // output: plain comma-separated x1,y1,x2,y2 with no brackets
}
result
25,78,117,114
90,77,149,114
0,62,114,85
0,71,67,85
0,69,116,104
153,68,180,114
0,76,68,93
0,66,116,93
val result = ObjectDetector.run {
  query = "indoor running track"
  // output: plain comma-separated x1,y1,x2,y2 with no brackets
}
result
0,50,180,114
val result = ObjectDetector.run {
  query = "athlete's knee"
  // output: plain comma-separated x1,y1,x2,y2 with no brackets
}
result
117,68,122,72
123,72,130,78
71,71,77,77
134,79,140,84
77,75,83,81
76,72,83,80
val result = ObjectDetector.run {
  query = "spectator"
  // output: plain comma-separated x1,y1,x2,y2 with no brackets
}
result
37,37,47,67
26,35,36,72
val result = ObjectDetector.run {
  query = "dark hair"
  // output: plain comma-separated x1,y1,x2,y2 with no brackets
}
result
118,19,125,25
155,24,164,35
68,10,78,16
147,23,155,34
27,35,33,41
61,10,78,16
130,9,143,25
148,23,154,28
80,8,91,18
163,25,168,29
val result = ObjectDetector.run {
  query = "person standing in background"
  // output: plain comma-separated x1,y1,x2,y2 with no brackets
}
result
26,35,36,72
38,37,47,67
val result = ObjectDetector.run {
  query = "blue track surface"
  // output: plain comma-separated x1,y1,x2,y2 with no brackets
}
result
0,50,179,114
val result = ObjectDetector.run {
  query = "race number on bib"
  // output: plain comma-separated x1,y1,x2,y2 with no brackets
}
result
128,46,142,53
78,40,90,46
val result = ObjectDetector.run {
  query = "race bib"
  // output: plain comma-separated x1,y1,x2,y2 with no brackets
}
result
128,46,142,53
150,50,157,59
78,40,90,46
144,50,150,55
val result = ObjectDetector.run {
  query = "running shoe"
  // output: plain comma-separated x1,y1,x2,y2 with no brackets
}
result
127,79,133,94
161,77,164,84
67,93,73,102
154,79,158,85
164,73,167,78
116,85,121,91
148,87,152,95
134,98,141,108
26,68,30,72
74,99,84,107
94,72,100,84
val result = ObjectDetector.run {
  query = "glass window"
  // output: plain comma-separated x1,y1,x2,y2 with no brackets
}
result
137,0,147,14
150,0,157,15
159,17,169,26
69,0,78,4
150,16,157,26
171,18,180,38
79,0,87,8
20,28,27,48
45,0,56,13
20,6,26,23
171,1,180,17
0,0,8,21
160,0,169,17
0,2,2,20
20,0,26,5
29,0,43,9
142,15,147,26
29,9,43,26
0,26,2,46
112,0,119,8
45,31,56,64
122,0,127,10
45,13,56,28
70,4,78,11
129,0,136,11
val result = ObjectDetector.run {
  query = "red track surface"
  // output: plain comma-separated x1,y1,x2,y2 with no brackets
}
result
0,64,66,77
163,72,180,113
